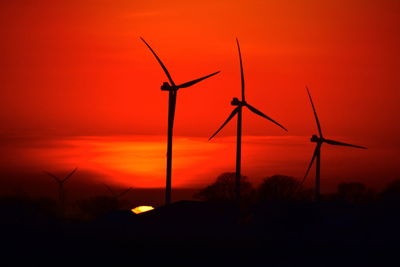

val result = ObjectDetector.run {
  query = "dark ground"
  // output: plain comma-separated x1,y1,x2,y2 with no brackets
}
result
1,198,399,267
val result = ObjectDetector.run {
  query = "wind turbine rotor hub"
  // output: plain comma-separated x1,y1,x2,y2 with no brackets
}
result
161,82,174,91
310,134,320,143
231,97,241,106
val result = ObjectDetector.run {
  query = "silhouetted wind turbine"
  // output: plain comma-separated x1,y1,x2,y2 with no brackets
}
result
140,37,220,205
103,184,132,200
301,87,367,201
209,39,287,203
44,167,78,207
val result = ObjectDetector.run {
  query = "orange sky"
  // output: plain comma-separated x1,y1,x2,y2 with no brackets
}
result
0,1,399,193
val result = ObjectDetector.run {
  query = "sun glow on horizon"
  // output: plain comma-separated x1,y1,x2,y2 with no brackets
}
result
2,134,378,191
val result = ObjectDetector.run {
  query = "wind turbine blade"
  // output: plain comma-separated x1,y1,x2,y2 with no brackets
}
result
299,144,320,185
306,87,323,137
117,187,132,198
209,107,239,141
103,184,115,196
236,38,245,101
244,103,288,131
140,37,176,86
44,171,61,183
324,139,367,149
176,71,220,89
62,167,77,182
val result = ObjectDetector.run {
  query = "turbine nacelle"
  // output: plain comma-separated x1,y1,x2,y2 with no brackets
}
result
231,97,242,106
161,82,175,91
310,134,320,143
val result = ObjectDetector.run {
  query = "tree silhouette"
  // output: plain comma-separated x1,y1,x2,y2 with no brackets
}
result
257,175,310,202
193,172,254,203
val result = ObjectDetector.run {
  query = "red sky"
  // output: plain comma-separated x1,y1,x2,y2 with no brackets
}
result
0,0,399,194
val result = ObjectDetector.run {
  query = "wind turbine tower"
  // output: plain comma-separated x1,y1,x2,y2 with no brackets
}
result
209,39,287,203
44,167,78,208
302,87,367,201
141,38,220,205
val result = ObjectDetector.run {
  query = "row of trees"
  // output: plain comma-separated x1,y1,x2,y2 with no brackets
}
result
3,172,399,223
194,172,400,204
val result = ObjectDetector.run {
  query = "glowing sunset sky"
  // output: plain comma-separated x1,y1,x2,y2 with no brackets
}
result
0,1,399,193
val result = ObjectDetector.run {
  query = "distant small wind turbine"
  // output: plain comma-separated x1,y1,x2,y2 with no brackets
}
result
301,87,367,201
209,39,287,203
103,184,132,200
44,167,78,207
140,37,220,205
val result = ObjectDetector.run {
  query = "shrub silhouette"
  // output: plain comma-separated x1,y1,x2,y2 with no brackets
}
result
193,172,254,203
0,196,59,224
337,182,372,203
77,196,119,220
380,179,400,203
257,175,310,202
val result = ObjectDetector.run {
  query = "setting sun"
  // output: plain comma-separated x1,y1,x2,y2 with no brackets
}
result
131,206,155,214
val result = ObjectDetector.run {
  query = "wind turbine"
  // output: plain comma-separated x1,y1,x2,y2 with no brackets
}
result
44,167,78,207
140,38,220,205
103,184,132,200
302,87,367,201
209,39,287,203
